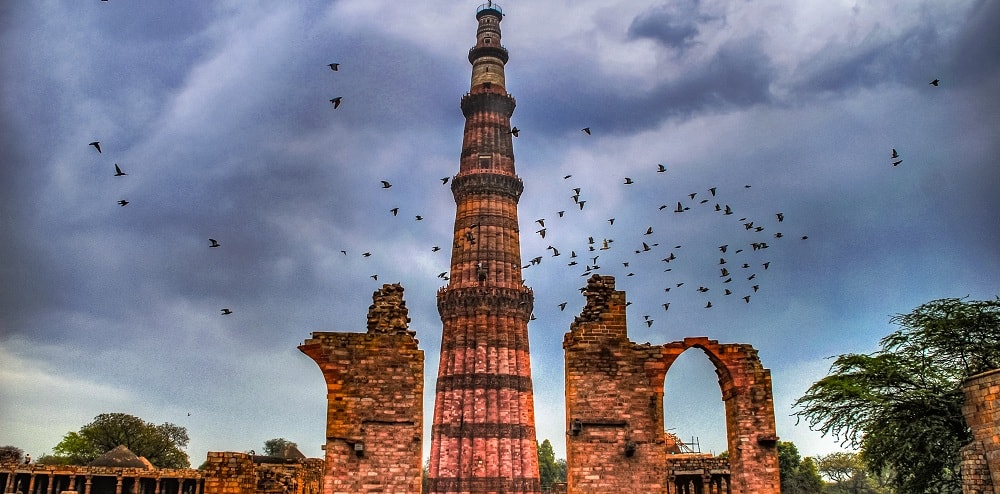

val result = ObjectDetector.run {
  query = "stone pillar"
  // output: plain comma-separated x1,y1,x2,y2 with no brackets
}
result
962,368,1000,493
299,284,424,494
84,476,91,494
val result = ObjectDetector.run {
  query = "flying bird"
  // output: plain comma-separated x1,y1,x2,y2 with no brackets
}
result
581,127,591,135
209,238,220,248
114,163,126,176
930,79,939,86
623,177,634,185
657,163,666,173
117,199,129,207
891,148,899,159
559,302,568,311
328,63,339,71
362,252,372,257
510,127,520,137
390,207,399,216
432,246,441,252
220,308,233,315
371,274,378,280
708,187,717,196
89,141,101,153
415,215,423,220
536,218,545,227
892,159,902,166
564,174,572,179
644,227,653,235
441,177,450,184
776,212,784,222
329,97,342,108
381,180,392,188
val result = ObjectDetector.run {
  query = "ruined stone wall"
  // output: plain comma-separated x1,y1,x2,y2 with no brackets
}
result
299,284,424,494
203,453,255,494
962,368,1000,493
563,275,779,494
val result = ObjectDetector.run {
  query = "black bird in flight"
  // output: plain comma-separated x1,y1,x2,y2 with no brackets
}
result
220,308,233,315
892,159,902,166
329,97,342,109
117,199,129,207
381,180,392,188
776,212,784,222
328,63,339,71
415,215,423,221
390,207,399,216
432,246,441,252
623,177,634,184
510,127,520,137
209,238,220,248
114,163,126,176
930,79,939,86
657,163,666,173
559,302,568,311
891,148,899,159
362,252,372,257
536,218,545,227
581,127,591,135
89,141,102,153
709,187,717,196
441,177,450,184
371,274,378,280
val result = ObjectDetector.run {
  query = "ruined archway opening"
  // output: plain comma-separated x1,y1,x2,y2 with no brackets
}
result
663,348,728,456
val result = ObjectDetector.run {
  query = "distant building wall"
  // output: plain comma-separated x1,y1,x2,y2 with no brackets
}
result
299,284,424,494
962,368,1000,494
563,275,779,494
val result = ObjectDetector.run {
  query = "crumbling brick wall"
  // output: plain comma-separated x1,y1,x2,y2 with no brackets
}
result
962,368,1000,493
563,275,779,494
202,452,255,494
299,284,424,494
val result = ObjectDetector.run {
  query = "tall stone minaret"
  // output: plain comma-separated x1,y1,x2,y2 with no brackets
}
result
427,3,541,493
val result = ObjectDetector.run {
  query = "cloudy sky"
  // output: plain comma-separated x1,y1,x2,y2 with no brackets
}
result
2,0,998,465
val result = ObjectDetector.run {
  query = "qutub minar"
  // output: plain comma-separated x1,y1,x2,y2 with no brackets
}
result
427,2,542,493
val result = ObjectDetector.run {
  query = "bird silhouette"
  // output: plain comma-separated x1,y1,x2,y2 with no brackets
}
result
581,127,591,135
114,164,126,176
329,97,342,108
930,79,939,86
415,215,423,221
441,177,450,184
328,63,339,71
390,207,399,216
89,141,102,153
362,252,372,257
776,212,784,222
381,180,392,188
536,218,545,227
559,302,568,311
371,274,378,280
221,308,233,315
118,199,129,207
709,187,717,196
209,238,220,248
432,246,441,252
892,159,902,166
644,226,653,235
623,177,634,185
510,127,520,137
657,163,666,173
891,148,899,159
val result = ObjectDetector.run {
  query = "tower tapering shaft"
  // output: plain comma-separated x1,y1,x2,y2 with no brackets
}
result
428,4,542,493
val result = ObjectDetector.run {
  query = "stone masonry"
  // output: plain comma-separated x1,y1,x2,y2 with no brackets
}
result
563,275,780,494
962,368,1000,493
299,284,424,494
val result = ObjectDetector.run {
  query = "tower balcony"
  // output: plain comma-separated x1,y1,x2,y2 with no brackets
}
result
468,44,509,64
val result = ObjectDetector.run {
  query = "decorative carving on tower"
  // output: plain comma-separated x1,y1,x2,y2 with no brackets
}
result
427,3,542,493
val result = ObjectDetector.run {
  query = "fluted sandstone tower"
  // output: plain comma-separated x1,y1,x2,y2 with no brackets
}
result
427,3,541,493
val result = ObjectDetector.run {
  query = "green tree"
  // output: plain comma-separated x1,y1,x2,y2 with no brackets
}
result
51,413,190,468
817,451,893,494
537,439,558,489
0,446,24,463
795,297,1000,493
262,438,297,457
778,441,824,493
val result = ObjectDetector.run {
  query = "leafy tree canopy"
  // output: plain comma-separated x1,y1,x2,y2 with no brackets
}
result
262,438,297,457
795,297,1000,493
0,446,24,463
51,413,190,468
777,441,823,494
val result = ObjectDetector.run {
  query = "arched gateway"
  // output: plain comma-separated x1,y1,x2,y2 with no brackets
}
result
564,275,780,494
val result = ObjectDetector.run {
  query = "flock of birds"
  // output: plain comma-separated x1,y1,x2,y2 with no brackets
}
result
86,42,939,328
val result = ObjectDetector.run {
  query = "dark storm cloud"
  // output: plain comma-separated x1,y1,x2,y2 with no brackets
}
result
518,36,774,136
626,1,719,51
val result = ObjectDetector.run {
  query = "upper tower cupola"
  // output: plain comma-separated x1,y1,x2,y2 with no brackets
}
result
469,2,508,93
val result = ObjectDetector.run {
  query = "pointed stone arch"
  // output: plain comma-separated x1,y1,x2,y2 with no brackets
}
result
564,275,779,494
